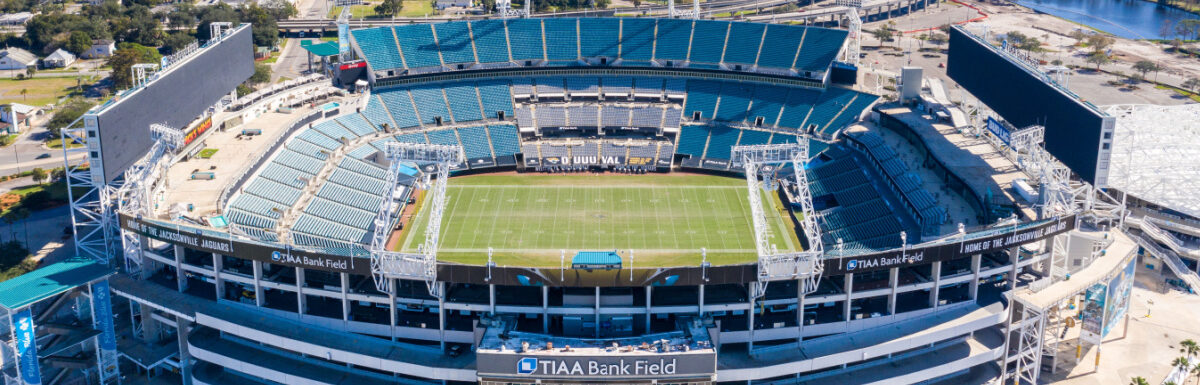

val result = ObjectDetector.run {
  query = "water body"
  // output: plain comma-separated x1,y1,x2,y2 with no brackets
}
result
1013,0,1200,39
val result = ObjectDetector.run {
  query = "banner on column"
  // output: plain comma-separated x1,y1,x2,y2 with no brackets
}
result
14,308,42,385
92,280,118,351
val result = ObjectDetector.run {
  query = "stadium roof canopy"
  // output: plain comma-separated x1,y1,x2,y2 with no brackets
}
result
572,251,622,270
300,41,339,57
0,258,114,311
1105,104,1200,218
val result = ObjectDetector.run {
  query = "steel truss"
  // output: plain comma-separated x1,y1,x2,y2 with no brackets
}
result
370,143,464,298
1006,299,1047,385
836,0,863,68
1105,104,1200,219
731,143,824,300
668,0,700,19
118,124,185,276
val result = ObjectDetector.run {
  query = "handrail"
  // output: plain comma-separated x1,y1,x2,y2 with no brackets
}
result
1134,235,1200,292
216,108,326,211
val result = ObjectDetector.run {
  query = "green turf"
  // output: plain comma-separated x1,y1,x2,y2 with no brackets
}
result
400,173,798,267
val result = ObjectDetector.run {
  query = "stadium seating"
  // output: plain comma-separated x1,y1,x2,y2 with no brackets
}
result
457,126,495,159
714,82,752,122
536,78,566,97
285,138,329,160
722,22,765,66
506,19,545,61
653,19,692,62
683,80,721,119
259,163,311,189
579,18,620,58
347,145,379,159
477,81,515,119
704,125,740,160
312,120,356,142
394,24,442,68
777,88,821,129
566,77,600,96
427,128,461,147
297,129,342,150
568,105,599,127
443,84,483,122
619,19,656,62
377,89,422,128
807,87,860,136
737,129,771,146
794,28,849,73
469,20,511,63
604,78,633,97
274,149,325,174
434,22,476,66
353,19,852,75
409,86,452,125
488,125,522,156
757,24,805,69
361,96,395,129
544,19,579,61
317,183,383,212
350,27,404,70
675,125,709,158
536,107,567,127
688,21,729,64
337,114,378,137
602,106,632,127
631,107,662,128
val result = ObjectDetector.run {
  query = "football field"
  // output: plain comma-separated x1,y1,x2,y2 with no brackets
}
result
399,173,799,267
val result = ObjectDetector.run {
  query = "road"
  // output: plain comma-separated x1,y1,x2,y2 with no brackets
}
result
0,118,86,177
272,39,314,83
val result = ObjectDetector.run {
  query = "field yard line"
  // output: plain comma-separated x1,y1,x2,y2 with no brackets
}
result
551,186,562,250
730,187,750,251
461,187,480,249
446,188,468,249
437,248,756,253
661,186,682,249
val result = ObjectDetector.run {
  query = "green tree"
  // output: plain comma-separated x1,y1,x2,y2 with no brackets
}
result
107,43,162,89
1184,78,1200,93
1130,377,1150,385
46,98,93,138
23,67,33,78
30,168,46,184
872,28,893,47
162,32,196,55
375,0,404,17
248,62,271,85
260,0,297,19
1087,51,1111,70
1133,60,1160,82
1087,34,1115,53
928,32,948,46
1182,339,1199,360
66,31,92,55
1176,356,1192,369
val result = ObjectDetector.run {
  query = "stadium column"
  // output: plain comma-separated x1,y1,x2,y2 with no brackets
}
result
252,261,265,307
489,284,496,315
543,286,549,333
645,287,652,332
594,287,601,337
929,262,942,308
1008,248,1020,291
389,281,398,342
843,274,854,324
138,235,152,279
296,268,307,314
177,316,194,385
796,282,805,343
969,254,982,300
438,281,447,351
139,300,161,343
174,245,187,292
697,285,705,315
340,273,350,324
887,267,899,316
747,283,757,351
212,253,224,300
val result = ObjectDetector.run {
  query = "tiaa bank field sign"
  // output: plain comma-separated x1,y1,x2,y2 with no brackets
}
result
478,353,716,380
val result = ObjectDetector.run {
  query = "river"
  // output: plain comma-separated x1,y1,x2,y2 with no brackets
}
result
1013,0,1200,39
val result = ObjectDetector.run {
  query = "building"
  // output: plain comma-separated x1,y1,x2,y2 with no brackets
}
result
435,0,473,9
0,48,37,70
1,103,41,134
43,48,76,68
81,40,116,59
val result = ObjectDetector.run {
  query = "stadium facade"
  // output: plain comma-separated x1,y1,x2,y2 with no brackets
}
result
0,18,1173,385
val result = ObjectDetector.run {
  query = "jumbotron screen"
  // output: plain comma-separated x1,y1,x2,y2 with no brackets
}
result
947,26,1112,185
94,25,254,183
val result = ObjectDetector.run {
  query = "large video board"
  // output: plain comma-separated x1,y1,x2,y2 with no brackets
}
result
947,26,1113,185
93,25,255,182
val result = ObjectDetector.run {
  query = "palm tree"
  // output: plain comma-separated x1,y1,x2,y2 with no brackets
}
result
1131,376,1150,385
1176,356,1192,369
19,88,27,100
1182,339,1199,359
1191,362,1200,385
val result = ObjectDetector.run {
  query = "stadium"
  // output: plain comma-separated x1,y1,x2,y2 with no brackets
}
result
0,11,1190,385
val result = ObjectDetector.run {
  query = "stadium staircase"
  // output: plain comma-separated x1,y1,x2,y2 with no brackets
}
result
1130,217,1200,291
389,27,409,70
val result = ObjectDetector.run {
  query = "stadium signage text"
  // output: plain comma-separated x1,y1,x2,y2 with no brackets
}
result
517,357,678,376
118,213,371,275
826,215,1076,275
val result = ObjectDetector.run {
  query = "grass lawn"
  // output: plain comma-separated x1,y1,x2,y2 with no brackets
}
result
0,76,93,107
45,138,84,149
329,1,434,18
399,173,796,267
0,134,16,147
198,148,219,159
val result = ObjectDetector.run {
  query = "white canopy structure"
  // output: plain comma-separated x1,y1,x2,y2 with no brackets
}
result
1105,104,1200,218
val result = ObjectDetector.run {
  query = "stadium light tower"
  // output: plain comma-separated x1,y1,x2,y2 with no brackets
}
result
369,142,464,298
731,143,824,294
117,124,185,275
836,0,864,67
668,0,700,19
